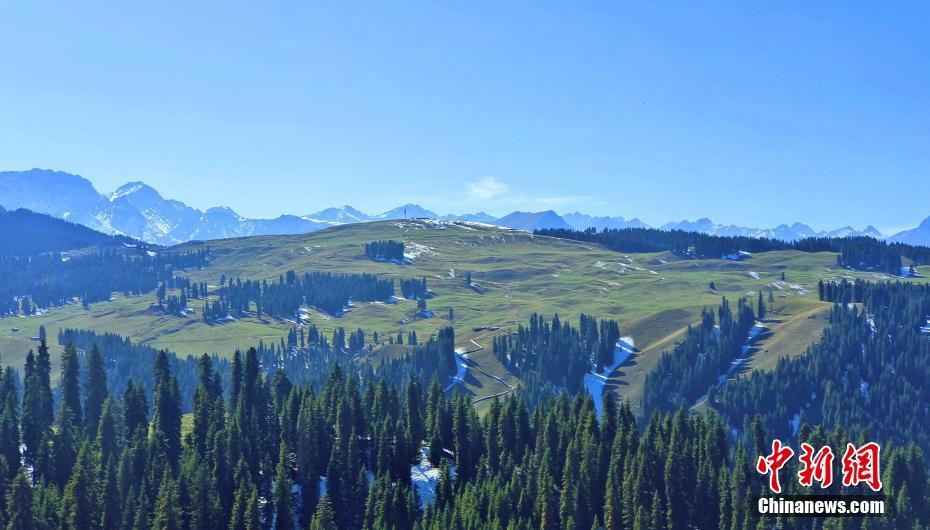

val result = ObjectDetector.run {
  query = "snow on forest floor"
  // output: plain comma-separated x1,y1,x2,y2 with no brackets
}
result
410,447,456,507
444,352,469,391
584,336,635,416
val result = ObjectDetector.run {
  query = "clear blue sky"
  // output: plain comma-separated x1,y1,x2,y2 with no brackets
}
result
1,2,928,232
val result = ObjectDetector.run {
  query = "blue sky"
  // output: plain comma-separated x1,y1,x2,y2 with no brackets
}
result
1,2,928,232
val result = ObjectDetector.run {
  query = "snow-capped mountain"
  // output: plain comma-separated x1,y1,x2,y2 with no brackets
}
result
661,218,885,242
822,225,884,239
0,169,332,245
304,205,372,224
107,181,203,243
376,204,439,220
3,168,928,246
890,217,930,246
562,212,648,231
441,211,498,224
0,169,109,230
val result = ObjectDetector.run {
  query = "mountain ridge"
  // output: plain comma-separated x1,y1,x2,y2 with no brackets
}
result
2,169,928,246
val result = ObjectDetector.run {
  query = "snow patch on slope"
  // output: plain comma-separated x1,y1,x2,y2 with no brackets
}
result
584,336,634,416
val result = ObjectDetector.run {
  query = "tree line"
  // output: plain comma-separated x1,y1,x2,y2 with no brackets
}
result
0,249,208,317
215,271,395,319
537,227,929,274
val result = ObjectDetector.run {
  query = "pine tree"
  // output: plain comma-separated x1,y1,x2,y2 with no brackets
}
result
152,350,182,466
51,405,80,488
153,470,181,530
123,379,149,438
0,381,20,480
96,397,119,464
5,470,33,530
84,343,109,433
60,342,83,428
274,446,294,530
60,443,99,530
310,496,337,530
244,486,261,530
100,458,122,530
21,349,48,466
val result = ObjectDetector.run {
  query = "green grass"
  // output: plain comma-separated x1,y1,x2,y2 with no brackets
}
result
2,219,926,403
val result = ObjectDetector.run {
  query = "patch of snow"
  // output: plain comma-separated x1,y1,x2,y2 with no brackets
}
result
723,251,751,261
741,323,766,354
584,336,634,416
748,271,760,280
768,280,810,295
411,447,455,508
790,414,801,437
403,241,432,261
444,354,469,391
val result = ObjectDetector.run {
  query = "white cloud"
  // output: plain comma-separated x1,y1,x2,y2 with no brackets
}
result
467,177,509,200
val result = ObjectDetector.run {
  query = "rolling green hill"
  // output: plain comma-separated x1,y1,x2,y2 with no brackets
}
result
2,219,926,408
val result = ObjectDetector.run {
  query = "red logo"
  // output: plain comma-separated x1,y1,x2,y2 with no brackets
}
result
756,440,883,493
798,443,834,488
756,439,794,494
841,442,882,492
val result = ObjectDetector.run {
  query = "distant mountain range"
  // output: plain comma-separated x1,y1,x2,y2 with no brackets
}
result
2,168,929,246
658,218,885,242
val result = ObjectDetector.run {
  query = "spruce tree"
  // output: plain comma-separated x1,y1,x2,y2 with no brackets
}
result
61,443,99,530
0,382,19,480
273,446,294,530
153,470,181,530
84,343,109,433
152,350,182,466
123,379,149,438
60,342,83,428
21,349,48,466
6,470,33,530
100,458,122,530
310,496,337,530
96,397,119,464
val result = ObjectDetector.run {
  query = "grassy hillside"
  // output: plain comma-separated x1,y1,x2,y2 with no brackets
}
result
2,219,926,407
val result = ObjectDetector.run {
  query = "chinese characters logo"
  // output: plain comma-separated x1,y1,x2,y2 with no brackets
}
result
756,440,882,494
